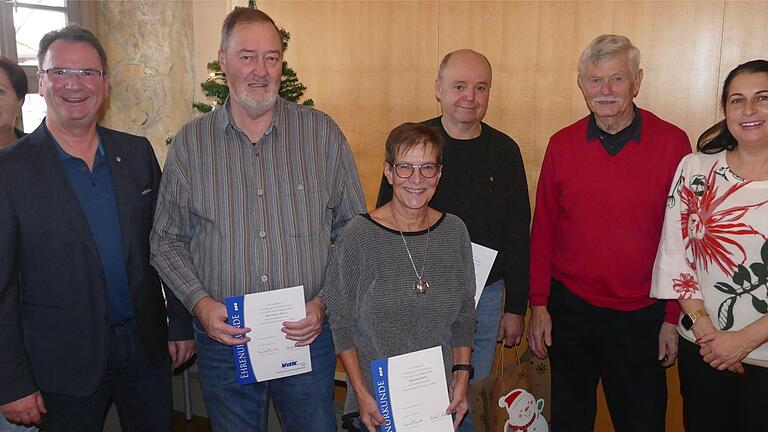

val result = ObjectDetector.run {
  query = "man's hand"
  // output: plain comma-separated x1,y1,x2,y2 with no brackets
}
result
447,371,470,430
658,322,679,367
528,306,552,359
282,296,325,346
193,296,250,346
497,313,525,346
168,339,196,369
0,392,46,426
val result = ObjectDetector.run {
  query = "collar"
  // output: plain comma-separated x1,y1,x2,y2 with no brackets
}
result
586,104,642,143
14,128,25,139
44,122,105,161
222,96,283,142
437,116,484,141
506,412,537,431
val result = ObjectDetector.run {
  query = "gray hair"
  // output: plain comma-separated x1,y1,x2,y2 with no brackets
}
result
578,34,640,80
220,7,281,51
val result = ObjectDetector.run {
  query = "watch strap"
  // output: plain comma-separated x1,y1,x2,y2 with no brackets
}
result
688,309,709,322
682,309,709,330
452,364,474,380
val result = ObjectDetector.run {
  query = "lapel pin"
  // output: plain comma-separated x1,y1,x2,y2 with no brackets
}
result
115,156,122,162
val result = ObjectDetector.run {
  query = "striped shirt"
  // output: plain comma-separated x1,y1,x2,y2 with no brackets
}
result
150,97,366,312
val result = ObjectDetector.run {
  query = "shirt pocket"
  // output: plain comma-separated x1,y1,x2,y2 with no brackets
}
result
276,178,326,238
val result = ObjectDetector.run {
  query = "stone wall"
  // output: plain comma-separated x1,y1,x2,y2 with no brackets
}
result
94,1,196,164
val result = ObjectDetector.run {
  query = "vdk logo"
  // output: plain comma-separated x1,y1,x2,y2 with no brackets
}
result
281,360,298,368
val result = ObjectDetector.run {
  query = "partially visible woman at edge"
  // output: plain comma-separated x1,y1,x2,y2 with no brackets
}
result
324,122,476,431
0,57,34,432
0,56,28,149
651,59,768,431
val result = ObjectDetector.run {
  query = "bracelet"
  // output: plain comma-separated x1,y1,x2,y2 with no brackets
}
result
452,364,474,380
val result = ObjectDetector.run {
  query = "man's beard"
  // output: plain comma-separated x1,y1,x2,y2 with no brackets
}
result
232,85,278,118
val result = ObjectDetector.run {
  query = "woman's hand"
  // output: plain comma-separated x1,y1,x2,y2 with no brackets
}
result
698,330,753,373
690,315,718,341
447,371,470,430
357,389,385,432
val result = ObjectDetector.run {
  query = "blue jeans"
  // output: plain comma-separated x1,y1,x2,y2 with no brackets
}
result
0,417,38,431
41,320,172,432
193,318,337,431
457,279,504,432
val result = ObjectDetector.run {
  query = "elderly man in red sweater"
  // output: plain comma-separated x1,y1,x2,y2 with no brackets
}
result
528,34,691,432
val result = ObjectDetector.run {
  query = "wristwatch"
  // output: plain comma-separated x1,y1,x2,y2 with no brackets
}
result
681,309,709,330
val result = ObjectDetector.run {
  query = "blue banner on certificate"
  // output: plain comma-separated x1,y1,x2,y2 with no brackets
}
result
371,346,453,431
225,285,311,384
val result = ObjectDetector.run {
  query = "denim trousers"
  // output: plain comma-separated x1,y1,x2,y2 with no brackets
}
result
40,320,172,432
193,318,337,431
0,416,38,431
457,279,504,432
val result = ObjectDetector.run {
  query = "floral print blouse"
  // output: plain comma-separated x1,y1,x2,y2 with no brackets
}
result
651,151,768,362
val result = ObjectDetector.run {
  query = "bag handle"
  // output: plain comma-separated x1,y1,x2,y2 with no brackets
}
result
492,344,522,375
507,345,523,367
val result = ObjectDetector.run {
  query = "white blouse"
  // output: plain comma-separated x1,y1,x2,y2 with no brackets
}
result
651,151,768,362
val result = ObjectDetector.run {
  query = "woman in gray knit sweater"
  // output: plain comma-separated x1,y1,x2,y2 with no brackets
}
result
325,122,477,431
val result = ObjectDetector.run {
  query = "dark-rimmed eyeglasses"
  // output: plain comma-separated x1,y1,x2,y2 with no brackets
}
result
41,67,105,83
389,162,440,179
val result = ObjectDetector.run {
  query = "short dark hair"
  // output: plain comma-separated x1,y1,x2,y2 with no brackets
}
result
220,7,281,51
385,122,445,165
37,25,108,73
698,59,768,153
0,56,28,102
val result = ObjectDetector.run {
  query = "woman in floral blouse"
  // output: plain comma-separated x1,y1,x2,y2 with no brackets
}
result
651,59,768,431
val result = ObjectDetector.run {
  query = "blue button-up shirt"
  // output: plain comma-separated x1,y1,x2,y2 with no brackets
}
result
48,128,133,323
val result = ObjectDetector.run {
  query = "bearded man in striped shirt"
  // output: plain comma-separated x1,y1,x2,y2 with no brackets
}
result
151,7,366,431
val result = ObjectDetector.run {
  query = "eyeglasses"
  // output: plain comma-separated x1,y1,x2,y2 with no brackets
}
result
389,162,440,179
41,67,105,83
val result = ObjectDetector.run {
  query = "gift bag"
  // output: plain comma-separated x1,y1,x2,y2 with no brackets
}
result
520,348,552,422
470,347,550,432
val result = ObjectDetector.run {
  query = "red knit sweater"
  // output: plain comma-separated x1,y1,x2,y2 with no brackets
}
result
529,109,691,323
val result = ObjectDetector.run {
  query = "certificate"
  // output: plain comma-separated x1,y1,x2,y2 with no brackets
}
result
371,346,453,432
471,242,498,306
225,285,311,384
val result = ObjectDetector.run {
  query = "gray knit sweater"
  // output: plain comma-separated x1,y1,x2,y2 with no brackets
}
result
324,213,477,411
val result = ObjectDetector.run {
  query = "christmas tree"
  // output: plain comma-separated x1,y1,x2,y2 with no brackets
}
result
192,7,314,113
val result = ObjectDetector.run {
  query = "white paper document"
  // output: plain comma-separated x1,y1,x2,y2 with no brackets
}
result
371,346,453,432
225,285,311,384
471,242,498,306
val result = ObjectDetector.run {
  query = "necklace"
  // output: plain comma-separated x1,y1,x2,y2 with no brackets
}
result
392,210,431,294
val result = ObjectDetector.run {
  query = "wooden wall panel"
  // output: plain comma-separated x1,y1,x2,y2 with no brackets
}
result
438,1,587,198
609,2,723,147
438,1,726,198
260,1,440,206
717,2,768,132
